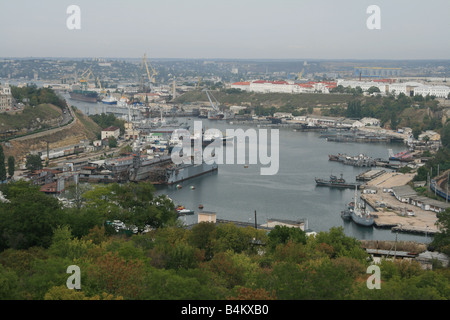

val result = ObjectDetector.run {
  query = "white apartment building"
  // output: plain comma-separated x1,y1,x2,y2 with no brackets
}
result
0,84,12,112
231,80,336,94
336,80,388,93
414,85,450,98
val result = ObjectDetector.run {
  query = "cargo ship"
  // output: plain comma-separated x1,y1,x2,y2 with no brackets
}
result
69,89,99,103
315,174,361,189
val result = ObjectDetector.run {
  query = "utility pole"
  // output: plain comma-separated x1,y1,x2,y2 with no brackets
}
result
254,210,257,229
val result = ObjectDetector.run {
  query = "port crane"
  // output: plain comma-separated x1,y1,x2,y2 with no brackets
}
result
141,53,158,84
204,89,226,119
79,68,95,88
96,77,106,94
204,89,220,112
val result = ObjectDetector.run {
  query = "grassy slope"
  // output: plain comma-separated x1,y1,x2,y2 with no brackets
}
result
2,108,101,161
0,104,62,131
174,90,354,108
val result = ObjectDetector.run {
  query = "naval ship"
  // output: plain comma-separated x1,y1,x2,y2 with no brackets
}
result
340,187,374,227
315,174,361,189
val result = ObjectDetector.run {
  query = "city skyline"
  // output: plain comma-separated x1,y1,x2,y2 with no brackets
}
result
1,0,449,60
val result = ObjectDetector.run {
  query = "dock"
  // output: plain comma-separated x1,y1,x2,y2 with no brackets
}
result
357,169,386,181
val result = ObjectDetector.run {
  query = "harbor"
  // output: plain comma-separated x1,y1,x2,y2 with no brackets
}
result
31,94,443,243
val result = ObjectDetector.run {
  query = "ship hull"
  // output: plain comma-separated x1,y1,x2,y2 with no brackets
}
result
166,162,218,185
315,180,361,189
69,91,98,103
351,211,374,227
102,100,117,105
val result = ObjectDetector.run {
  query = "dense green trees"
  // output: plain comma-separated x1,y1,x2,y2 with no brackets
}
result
89,113,125,135
441,121,450,149
0,145,6,182
7,156,14,178
0,181,448,300
25,154,43,172
10,84,67,110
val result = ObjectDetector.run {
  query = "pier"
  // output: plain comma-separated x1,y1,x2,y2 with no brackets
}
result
357,169,386,181
358,172,441,236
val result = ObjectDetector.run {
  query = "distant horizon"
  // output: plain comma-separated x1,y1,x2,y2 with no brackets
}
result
1,1,449,60
1,56,450,62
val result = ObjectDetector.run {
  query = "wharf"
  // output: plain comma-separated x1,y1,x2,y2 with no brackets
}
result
357,169,386,181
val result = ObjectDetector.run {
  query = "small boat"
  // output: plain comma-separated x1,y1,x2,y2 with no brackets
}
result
177,208,194,216
176,205,194,216
198,204,204,209
340,202,354,221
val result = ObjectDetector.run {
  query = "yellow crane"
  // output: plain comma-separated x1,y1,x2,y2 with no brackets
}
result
141,53,158,84
79,68,95,88
97,77,106,94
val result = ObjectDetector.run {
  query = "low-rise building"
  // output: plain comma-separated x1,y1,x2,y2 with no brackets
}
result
101,126,120,140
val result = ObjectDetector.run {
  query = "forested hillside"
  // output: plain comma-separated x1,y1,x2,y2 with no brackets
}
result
0,181,449,300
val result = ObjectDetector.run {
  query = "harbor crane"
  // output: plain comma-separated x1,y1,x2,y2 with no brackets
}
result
204,89,227,119
204,89,220,113
141,53,158,84
96,76,106,94
79,68,95,88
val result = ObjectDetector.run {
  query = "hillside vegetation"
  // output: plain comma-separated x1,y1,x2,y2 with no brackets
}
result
174,89,353,108
0,181,448,300
2,107,100,161
0,104,62,133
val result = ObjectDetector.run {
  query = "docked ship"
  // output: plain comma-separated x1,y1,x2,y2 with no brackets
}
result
315,174,362,189
328,153,377,167
341,187,374,227
102,96,118,105
388,149,414,162
69,89,99,103
340,202,354,221
166,161,218,185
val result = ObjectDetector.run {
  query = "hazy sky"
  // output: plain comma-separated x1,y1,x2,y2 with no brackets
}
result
1,0,449,59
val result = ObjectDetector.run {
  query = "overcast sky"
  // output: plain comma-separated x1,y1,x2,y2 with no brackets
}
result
1,0,449,60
